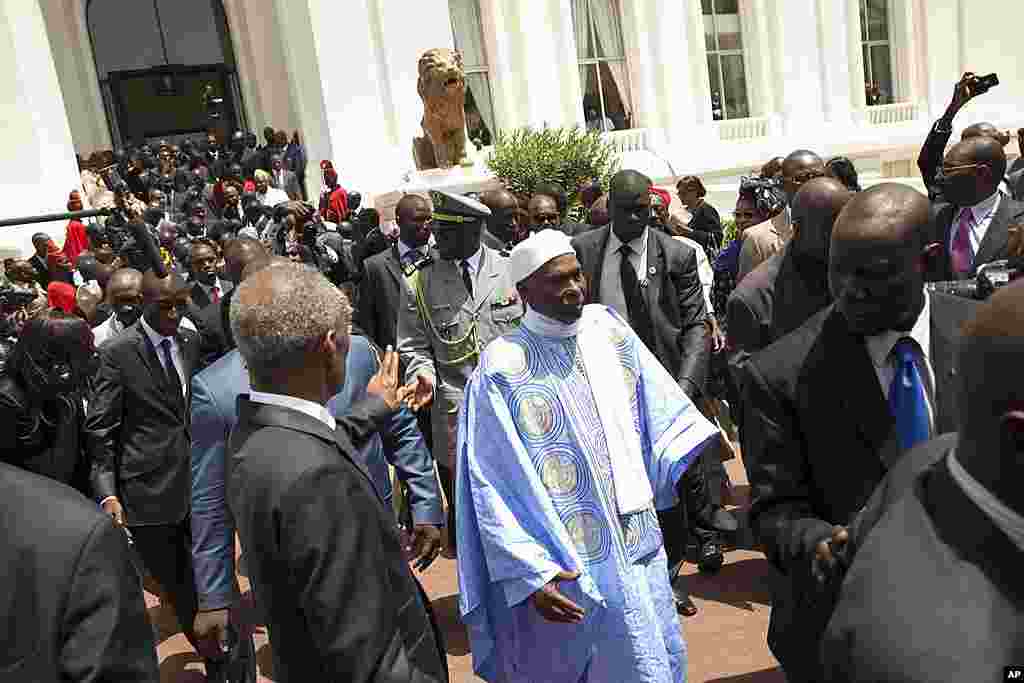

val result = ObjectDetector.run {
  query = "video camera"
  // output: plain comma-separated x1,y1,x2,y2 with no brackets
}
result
927,257,1023,300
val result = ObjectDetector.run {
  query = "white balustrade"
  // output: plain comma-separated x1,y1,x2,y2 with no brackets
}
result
717,116,770,141
859,102,920,126
602,128,649,153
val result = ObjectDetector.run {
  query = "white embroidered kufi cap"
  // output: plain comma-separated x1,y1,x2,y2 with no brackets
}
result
508,229,576,285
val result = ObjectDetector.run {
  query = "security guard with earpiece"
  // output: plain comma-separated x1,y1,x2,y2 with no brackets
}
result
398,191,522,554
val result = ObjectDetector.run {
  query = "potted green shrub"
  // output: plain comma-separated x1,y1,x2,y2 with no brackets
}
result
486,127,620,219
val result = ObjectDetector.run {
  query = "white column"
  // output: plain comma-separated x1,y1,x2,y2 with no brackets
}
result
845,0,866,118
0,0,82,257
816,0,855,127
374,0,455,153
764,0,827,139
920,1,960,121
484,0,582,131
618,0,698,148
222,0,267,132
740,0,775,119
683,0,713,127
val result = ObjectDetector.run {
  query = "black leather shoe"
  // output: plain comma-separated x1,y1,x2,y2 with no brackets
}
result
709,507,739,534
668,562,699,617
697,539,724,573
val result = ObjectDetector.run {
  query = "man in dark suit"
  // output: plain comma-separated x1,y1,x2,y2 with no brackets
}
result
85,271,219,668
0,462,159,682
268,154,301,201
192,238,268,370
727,177,851,354
572,169,723,607
822,281,1024,682
356,194,432,352
736,183,965,682
188,238,234,310
28,232,52,289
227,262,447,682
927,136,1024,282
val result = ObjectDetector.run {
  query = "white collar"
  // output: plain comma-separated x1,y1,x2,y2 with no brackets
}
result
948,450,1024,553
248,390,337,431
140,314,178,349
607,226,649,254
522,304,580,338
456,246,484,274
958,190,1001,220
864,289,931,368
397,239,428,261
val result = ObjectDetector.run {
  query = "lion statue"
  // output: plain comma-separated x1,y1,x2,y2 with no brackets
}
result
414,48,469,170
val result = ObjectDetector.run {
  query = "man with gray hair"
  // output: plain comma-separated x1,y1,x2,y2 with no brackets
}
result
226,262,448,682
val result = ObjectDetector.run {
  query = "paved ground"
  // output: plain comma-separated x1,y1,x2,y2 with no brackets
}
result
153,455,783,682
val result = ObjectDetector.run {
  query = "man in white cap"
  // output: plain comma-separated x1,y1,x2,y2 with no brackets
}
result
456,229,718,683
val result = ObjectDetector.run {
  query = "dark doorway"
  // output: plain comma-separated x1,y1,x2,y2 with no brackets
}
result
87,0,246,147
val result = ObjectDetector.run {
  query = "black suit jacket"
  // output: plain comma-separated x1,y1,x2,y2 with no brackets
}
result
822,439,1024,682
0,462,159,681
726,245,831,354
192,296,231,370
573,225,710,396
85,322,199,526
29,254,50,289
189,278,234,311
227,399,448,683
356,245,408,352
925,195,1024,281
735,297,965,681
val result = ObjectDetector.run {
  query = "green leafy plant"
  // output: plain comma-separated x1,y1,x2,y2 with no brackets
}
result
486,127,620,211
721,218,738,247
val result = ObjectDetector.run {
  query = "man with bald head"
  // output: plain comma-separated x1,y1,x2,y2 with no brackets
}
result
727,177,851,353
480,189,522,251
822,280,1024,682
926,135,1024,281
736,183,965,682
737,149,826,280
226,262,448,682
92,267,145,346
574,169,723,599
86,270,207,668
917,72,1021,201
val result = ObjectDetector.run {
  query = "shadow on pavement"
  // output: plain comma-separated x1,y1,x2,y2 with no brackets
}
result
158,651,204,683
431,593,471,656
686,557,773,611
706,666,786,682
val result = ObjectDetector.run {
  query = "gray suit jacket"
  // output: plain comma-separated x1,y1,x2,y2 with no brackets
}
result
356,244,410,352
397,246,521,468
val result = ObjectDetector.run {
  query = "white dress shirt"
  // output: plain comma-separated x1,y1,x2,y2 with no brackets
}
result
672,235,714,314
91,314,125,348
601,227,650,321
259,187,290,207
397,239,428,265
864,289,936,432
951,190,1002,258
249,390,337,431
457,246,483,278
140,315,187,397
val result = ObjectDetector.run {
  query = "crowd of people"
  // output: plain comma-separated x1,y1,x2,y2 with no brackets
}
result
1,70,1023,683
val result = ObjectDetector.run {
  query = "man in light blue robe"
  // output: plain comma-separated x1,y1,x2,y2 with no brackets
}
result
456,229,718,683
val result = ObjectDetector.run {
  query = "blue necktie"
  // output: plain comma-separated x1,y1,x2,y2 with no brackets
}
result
889,338,929,451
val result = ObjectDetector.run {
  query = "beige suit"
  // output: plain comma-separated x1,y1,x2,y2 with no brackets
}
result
737,210,792,282
397,245,521,469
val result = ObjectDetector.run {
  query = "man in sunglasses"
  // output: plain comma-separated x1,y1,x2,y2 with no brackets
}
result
925,136,1024,282
738,149,826,281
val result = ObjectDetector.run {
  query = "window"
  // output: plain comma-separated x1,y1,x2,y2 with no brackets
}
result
450,0,496,147
572,0,634,132
860,0,894,106
702,0,749,121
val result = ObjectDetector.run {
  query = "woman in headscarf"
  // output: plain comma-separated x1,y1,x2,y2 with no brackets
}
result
62,190,91,264
44,241,77,315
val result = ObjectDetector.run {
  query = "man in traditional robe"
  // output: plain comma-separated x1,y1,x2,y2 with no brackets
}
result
456,229,718,683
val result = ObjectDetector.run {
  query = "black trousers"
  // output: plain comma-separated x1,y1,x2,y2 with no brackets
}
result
659,452,719,570
131,517,199,645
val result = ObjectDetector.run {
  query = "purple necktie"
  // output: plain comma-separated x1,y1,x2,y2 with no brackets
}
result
951,208,974,275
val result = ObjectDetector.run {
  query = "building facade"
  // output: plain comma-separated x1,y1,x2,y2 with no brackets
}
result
1,0,1022,255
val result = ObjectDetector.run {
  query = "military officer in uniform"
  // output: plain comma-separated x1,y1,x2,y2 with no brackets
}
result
400,191,522,555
